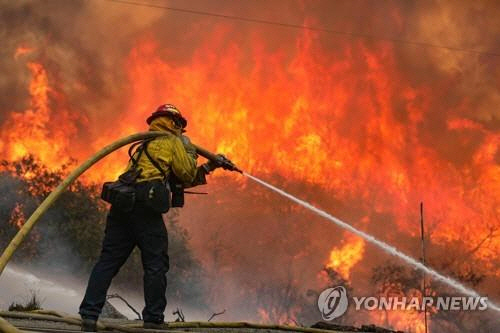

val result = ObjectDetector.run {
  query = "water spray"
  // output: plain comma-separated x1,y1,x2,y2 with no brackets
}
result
243,172,500,313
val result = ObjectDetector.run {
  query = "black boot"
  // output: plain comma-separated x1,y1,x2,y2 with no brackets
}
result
143,322,165,330
81,318,97,332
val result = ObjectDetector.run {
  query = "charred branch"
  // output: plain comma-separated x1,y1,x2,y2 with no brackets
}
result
106,293,141,320
207,309,226,322
172,308,185,322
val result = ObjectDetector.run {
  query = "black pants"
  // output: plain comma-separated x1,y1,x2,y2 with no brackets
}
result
79,202,169,323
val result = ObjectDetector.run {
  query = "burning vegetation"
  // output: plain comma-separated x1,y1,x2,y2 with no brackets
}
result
0,1,499,332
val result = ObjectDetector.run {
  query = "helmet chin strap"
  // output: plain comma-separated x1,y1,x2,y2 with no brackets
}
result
170,116,185,131
168,117,183,134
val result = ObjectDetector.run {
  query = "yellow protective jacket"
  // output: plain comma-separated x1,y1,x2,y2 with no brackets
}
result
127,117,206,187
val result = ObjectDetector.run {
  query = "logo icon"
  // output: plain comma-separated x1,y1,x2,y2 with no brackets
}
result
318,286,348,320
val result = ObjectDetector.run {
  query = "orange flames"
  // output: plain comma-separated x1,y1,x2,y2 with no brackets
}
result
369,309,427,333
257,307,300,326
326,234,365,280
1,58,77,169
14,46,34,59
8,203,25,229
2,18,499,331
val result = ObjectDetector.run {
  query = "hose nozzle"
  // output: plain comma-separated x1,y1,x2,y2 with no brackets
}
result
217,155,243,173
194,145,243,174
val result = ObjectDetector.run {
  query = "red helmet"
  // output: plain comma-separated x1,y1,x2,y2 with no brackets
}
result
146,104,187,128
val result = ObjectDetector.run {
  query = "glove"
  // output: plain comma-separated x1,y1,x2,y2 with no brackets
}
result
180,135,197,159
201,154,226,174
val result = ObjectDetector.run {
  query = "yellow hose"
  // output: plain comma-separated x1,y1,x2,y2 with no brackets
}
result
0,316,22,333
0,311,336,333
0,131,170,276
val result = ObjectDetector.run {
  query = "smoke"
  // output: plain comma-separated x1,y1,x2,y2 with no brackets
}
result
0,265,147,319
0,265,80,312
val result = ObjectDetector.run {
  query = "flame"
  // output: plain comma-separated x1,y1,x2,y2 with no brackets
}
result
1,57,77,170
257,307,300,326
9,203,26,229
14,46,34,59
326,234,365,280
368,309,427,333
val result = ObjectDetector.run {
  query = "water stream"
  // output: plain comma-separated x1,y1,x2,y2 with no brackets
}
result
244,172,500,313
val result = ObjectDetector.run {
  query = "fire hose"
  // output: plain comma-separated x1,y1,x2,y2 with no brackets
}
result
0,131,241,276
0,310,334,333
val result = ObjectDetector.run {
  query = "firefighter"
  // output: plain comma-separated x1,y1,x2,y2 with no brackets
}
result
79,104,222,331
